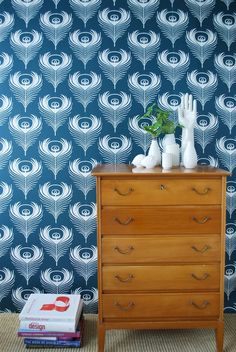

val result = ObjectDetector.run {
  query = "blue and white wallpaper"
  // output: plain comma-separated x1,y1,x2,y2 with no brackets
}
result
0,0,236,313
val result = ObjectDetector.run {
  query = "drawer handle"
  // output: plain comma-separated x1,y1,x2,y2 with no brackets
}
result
114,246,134,254
191,245,211,253
115,274,134,282
114,188,134,196
114,217,134,225
114,302,135,311
191,300,209,310
192,216,211,224
160,184,166,190
191,273,210,281
192,187,211,195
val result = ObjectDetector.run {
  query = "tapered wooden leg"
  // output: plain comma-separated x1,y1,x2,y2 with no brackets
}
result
215,321,224,352
98,323,105,352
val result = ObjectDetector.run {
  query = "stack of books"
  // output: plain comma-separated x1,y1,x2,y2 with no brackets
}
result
18,293,84,348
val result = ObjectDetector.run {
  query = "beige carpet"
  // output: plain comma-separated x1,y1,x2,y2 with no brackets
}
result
0,314,236,352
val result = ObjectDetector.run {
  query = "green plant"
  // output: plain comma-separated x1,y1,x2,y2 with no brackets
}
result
139,103,181,138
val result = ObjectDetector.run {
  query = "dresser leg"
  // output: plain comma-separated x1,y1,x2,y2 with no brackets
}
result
215,321,224,352
98,323,105,352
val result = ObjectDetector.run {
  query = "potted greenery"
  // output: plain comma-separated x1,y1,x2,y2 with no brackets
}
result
138,103,181,167
139,103,180,139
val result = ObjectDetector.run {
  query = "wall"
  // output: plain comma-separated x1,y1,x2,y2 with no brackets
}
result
0,0,236,313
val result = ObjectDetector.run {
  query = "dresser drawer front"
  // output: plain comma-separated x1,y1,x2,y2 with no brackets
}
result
101,206,221,235
102,264,220,291
102,235,221,263
101,179,221,206
102,293,220,319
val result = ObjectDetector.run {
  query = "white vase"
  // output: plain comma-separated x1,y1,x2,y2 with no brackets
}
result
166,143,180,167
162,133,176,151
182,141,198,169
162,152,172,170
148,139,161,165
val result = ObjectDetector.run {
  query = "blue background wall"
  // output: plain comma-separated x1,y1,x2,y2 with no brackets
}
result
0,0,236,313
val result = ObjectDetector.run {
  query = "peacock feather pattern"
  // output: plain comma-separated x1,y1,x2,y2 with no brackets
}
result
70,245,97,285
128,72,161,112
9,158,42,199
98,91,131,132
12,0,43,28
69,158,97,199
98,8,130,46
226,181,236,219
215,94,236,134
128,0,160,29
0,95,12,127
39,182,72,224
156,9,189,48
10,245,43,285
128,30,160,70
0,268,15,303
0,53,13,84
40,268,74,294
69,114,102,155
185,0,215,27
226,223,236,260
0,0,236,313
69,202,97,243
9,202,43,242
40,226,73,266
39,138,72,180
0,138,12,170
186,29,217,68
39,52,72,93
214,53,236,93
69,29,102,69
9,114,42,156
10,30,43,70
195,113,219,153
0,226,13,259
9,71,42,112
69,71,101,112
157,50,189,90
40,11,72,49
38,95,72,136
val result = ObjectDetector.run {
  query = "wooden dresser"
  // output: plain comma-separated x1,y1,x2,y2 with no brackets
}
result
92,164,229,352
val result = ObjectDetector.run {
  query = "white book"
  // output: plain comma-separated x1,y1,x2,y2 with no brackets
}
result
19,294,83,323
19,318,80,333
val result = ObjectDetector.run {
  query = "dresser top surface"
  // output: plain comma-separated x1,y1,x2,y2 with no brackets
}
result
92,164,229,177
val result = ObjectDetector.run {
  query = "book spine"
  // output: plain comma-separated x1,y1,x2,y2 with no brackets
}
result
24,338,81,347
18,331,81,338
19,320,76,332
20,317,74,322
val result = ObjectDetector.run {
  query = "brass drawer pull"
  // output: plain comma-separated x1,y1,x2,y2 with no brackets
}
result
192,187,211,195
114,246,134,254
114,302,135,311
191,273,209,281
115,274,134,282
114,187,134,196
114,217,133,225
192,216,211,224
160,184,166,190
191,245,211,253
191,300,209,310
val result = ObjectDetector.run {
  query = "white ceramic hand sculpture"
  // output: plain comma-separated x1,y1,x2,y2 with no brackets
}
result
178,93,198,168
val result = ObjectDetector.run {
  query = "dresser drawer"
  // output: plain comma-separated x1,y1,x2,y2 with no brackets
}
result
102,264,220,291
101,206,221,235
102,293,220,319
101,179,221,205
102,235,221,263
